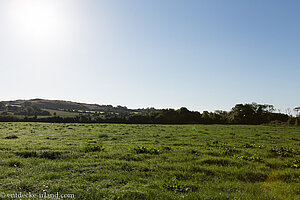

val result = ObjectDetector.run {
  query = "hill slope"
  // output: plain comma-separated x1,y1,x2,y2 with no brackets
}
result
0,99,155,117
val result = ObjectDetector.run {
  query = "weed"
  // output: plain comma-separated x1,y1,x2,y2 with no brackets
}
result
163,178,189,193
163,146,172,151
132,146,160,155
243,143,255,148
221,146,239,156
288,159,300,169
271,146,298,157
232,154,263,162
189,149,200,156
7,159,23,167
14,164,23,192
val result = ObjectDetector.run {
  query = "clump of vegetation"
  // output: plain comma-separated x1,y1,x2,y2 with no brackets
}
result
221,146,239,156
243,143,255,148
132,146,159,154
7,159,23,167
232,154,263,162
163,146,172,151
288,159,300,169
271,146,298,157
15,151,37,158
98,133,108,138
163,178,189,193
291,137,300,141
189,149,200,156
5,135,19,139
84,143,105,152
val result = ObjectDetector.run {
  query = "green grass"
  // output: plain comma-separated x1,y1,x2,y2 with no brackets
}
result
42,109,82,117
0,123,299,199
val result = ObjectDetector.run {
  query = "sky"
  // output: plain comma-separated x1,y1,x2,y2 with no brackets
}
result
0,0,299,112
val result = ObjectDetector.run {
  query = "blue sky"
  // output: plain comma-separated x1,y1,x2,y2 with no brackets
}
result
0,0,299,112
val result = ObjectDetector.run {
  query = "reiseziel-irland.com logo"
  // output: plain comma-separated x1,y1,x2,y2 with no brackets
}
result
0,192,75,199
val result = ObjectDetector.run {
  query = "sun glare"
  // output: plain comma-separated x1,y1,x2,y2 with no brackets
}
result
9,0,66,44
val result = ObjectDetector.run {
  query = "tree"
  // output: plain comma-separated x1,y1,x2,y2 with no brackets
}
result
24,102,32,107
25,106,35,116
229,104,256,124
201,111,211,124
295,118,299,126
229,103,276,124
287,117,294,126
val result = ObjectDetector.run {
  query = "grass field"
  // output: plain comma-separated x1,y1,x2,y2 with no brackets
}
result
0,123,299,199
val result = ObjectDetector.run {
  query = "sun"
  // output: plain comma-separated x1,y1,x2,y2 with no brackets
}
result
8,0,66,44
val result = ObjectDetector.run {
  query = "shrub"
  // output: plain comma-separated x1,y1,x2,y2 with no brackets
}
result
132,146,159,155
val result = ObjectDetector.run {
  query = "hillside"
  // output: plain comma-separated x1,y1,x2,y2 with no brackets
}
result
0,100,293,125
0,99,155,118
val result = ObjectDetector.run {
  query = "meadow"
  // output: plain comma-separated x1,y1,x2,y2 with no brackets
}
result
0,122,299,199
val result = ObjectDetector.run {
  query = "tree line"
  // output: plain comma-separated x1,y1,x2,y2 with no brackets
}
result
0,103,298,125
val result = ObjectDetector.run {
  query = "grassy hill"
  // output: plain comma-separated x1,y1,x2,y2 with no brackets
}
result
0,99,155,118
